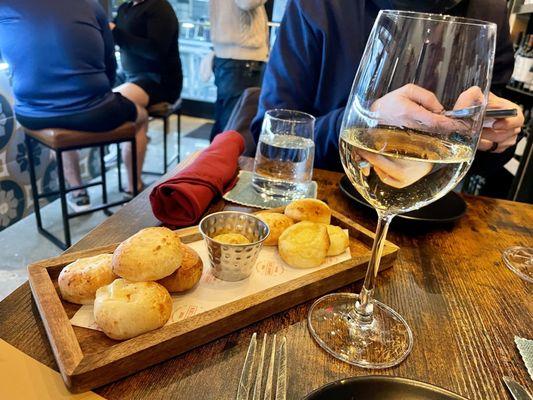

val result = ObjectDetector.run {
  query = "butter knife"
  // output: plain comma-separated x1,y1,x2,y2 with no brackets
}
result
503,376,533,400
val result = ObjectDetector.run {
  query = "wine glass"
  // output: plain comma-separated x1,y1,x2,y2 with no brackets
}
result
308,10,496,368
502,246,533,283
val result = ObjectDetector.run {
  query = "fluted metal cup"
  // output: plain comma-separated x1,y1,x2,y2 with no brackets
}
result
199,211,270,281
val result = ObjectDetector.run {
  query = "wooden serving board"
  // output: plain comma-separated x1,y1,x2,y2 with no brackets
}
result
27,209,399,393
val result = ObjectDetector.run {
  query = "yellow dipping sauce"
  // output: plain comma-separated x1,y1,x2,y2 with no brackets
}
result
212,233,250,244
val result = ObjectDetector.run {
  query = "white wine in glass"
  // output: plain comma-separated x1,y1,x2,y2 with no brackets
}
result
308,10,496,368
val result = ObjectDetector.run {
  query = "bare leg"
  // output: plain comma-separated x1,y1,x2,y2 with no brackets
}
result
62,150,84,195
114,82,150,108
121,105,148,192
114,83,150,192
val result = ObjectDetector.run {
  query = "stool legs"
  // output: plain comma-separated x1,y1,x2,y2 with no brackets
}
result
163,116,168,174
131,138,139,196
56,150,71,249
25,135,43,230
99,146,108,204
177,111,181,164
100,146,114,217
24,129,136,249
117,143,123,193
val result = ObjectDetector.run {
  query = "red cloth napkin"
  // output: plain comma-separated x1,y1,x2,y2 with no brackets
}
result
149,131,245,226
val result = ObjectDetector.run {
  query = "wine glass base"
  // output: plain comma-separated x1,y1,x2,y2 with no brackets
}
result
502,246,533,283
308,293,413,369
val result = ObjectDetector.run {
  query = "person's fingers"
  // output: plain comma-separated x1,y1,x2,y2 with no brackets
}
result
478,135,518,153
371,91,447,130
493,136,519,153
478,138,493,151
480,127,520,143
373,84,469,133
486,91,499,105
486,93,525,130
483,117,496,128
400,83,444,113
401,101,466,132
454,86,483,110
492,111,525,130
360,149,432,188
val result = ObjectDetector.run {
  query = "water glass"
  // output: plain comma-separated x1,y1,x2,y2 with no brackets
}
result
252,109,315,199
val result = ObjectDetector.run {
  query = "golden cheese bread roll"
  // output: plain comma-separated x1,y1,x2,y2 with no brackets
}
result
212,233,250,244
112,227,182,281
326,225,350,256
278,221,330,268
284,198,331,224
256,212,294,246
94,279,172,340
158,245,203,292
58,254,116,305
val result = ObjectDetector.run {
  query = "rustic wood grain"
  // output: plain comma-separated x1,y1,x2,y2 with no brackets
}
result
1,157,532,400
25,209,396,392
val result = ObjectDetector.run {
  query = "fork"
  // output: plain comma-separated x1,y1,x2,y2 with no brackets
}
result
236,333,287,400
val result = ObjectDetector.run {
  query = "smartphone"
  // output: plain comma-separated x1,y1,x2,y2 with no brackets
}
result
444,106,517,119
485,108,517,118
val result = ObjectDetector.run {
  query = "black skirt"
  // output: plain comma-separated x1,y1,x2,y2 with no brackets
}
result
17,93,137,132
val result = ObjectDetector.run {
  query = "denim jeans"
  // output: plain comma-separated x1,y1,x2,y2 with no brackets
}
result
210,57,265,141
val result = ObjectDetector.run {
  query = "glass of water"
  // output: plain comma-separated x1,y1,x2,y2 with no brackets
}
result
252,109,315,199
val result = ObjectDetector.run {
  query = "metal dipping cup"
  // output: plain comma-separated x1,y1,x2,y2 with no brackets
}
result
199,211,270,281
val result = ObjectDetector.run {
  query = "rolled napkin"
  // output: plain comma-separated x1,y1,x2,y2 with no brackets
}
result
150,131,245,226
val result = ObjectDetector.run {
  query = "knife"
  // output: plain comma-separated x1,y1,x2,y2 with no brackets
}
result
503,376,533,400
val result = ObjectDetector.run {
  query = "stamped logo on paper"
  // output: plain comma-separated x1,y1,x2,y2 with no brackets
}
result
255,260,285,276
172,304,202,322
201,270,223,286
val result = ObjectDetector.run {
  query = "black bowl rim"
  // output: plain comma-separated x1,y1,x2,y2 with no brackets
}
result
303,375,469,400
339,175,467,223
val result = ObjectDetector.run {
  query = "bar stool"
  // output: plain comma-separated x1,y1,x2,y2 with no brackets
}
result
145,98,183,175
24,122,138,250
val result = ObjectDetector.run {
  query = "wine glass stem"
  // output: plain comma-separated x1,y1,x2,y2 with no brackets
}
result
355,211,394,323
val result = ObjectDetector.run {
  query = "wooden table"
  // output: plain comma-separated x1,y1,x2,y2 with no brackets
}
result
1,159,532,400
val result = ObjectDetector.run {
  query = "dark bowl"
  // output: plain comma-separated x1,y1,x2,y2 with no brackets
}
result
304,376,469,400
339,175,467,226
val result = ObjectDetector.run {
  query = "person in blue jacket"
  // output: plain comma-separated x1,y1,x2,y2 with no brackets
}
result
251,0,524,180
0,0,148,211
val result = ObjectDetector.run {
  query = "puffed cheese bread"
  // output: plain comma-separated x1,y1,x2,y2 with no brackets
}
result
326,225,350,256
94,279,172,340
158,244,203,292
256,212,294,246
213,233,250,244
284,198,331,224
278,221,330,268
112,227,182,281
58,254,116,305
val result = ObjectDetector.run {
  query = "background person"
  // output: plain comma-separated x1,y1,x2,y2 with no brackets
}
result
209,0,269,141
0,0,148,210
251,0,524,179
111,0,182,194
111,0,182,109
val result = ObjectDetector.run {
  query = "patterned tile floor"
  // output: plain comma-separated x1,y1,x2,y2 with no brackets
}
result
0,115,211,301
